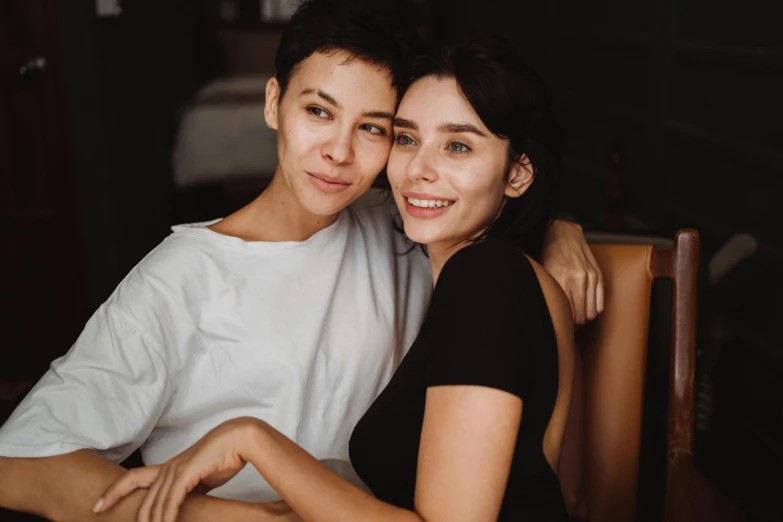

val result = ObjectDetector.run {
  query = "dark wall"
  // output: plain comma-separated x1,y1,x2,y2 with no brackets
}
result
57,0,221,306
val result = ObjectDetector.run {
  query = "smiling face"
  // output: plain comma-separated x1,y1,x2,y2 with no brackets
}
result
265,51,398,217
387,76,531,252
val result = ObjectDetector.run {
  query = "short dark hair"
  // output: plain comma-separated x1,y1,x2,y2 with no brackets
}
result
275,0,424,99
407,37,562,258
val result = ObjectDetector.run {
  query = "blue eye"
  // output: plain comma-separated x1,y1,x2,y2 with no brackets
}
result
308,107,329,118
449,142,470,154
396,134,416,146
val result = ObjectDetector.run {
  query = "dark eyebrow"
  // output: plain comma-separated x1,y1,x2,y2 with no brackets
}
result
300,88,340,108
437,122,488,137
362,111,395,121
302,89,392,120
393,118,418,130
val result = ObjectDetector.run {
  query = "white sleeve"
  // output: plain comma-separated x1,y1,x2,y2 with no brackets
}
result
0,303,172,463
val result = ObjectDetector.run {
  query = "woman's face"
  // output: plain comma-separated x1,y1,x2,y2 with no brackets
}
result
387,76,527,250
265,51,397,216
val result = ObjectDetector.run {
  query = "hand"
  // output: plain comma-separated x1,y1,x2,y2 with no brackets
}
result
540,220,604,324
94,417,263,522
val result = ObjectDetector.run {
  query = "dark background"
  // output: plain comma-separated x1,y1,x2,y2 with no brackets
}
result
1,0,780,520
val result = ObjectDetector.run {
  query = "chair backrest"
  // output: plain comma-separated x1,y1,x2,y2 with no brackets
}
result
560,230,700,522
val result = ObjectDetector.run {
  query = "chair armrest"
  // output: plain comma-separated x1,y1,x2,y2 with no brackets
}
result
664,455,742,522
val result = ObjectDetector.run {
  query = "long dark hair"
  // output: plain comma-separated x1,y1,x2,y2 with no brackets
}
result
406,37,561,258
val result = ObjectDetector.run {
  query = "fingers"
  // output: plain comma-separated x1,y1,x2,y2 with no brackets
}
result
162,472,196,522
148,461,202,522
565,267,603,325
137,469,165,522
574,292,587,325
584,246,604,318
152,468,177,522
567,289,578,326
596,272,605,315
585,269,597,323
570,270,587,325
575,247,605,324
94,466,161,513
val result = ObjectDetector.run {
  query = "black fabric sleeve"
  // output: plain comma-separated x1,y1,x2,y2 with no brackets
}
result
423,240,544,400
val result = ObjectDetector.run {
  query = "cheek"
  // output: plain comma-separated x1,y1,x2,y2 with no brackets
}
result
386,147,409,186
456,165,507,214
278,115,321,162
348,140,390,187
362,140,393,172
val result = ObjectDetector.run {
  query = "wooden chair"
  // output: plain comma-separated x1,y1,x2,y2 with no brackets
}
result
560,229,741,522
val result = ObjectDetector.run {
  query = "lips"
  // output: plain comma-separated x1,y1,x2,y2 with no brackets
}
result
308,172,350,186
402,191,456,218
402,192,455,207
307,172,352,193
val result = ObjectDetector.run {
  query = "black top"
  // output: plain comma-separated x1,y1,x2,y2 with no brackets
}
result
349,239,569,521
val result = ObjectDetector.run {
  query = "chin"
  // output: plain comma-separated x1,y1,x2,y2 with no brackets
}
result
400,222,444,246
299,188,359,216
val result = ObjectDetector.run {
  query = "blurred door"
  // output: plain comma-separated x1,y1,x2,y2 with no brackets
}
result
0,0,89,381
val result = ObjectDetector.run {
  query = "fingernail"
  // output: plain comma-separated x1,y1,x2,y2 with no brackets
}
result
92,497,104,513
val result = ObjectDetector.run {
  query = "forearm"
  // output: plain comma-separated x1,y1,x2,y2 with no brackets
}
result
245,422,422,522
0,450,276,522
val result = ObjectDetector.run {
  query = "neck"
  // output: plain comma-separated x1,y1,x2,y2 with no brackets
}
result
238,167,339,242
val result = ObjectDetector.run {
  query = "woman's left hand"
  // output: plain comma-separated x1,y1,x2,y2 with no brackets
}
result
94,417,263,522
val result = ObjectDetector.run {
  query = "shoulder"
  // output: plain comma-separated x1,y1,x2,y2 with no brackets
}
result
446,238,527,267
134,226,224,284
437,239,535,297
424,240,543,397
108,225,228,318
431,239,572,337
525,256,575,346
429,239,541,331
443,240,573,333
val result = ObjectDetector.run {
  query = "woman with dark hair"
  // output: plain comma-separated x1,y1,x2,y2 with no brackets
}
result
95,37,575,522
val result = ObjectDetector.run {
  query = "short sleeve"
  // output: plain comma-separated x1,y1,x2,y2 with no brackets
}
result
424,240,544,400
0,303,172,463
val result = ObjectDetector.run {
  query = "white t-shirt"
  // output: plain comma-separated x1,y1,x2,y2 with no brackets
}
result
0,195,432,502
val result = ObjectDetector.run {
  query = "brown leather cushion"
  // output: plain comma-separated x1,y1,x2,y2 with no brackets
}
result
563,244,655,522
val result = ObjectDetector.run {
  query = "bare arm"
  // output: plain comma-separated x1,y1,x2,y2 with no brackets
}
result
0,450,290,522
246,422,421,522
97,385,522,522
247,387,520,522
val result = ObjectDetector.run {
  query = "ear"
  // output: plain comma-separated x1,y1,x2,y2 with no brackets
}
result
264,77,281,130
504,154,534,198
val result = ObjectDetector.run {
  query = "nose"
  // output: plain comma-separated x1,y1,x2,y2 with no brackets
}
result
321,127,354,165
406,147,439,183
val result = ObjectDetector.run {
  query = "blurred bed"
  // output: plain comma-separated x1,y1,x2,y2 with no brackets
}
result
172,73,278,221
174,73,277,188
